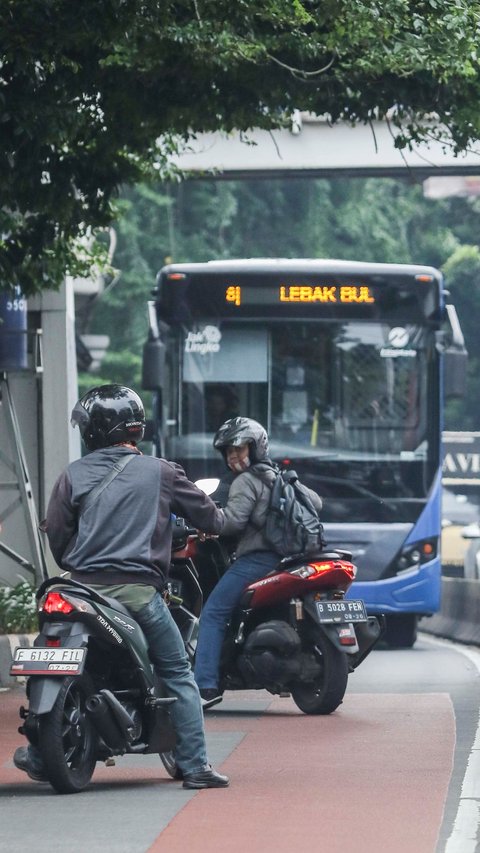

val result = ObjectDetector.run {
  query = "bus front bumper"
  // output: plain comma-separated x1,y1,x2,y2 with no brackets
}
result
346,559,441,615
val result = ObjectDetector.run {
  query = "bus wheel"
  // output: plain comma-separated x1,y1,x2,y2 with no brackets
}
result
384,614,418,649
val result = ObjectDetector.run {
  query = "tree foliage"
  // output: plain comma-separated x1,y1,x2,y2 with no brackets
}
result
80,175,480,435
2,0,480,294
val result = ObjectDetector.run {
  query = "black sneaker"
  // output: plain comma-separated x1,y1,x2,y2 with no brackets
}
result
13,746,47,782
199,688,223,710
182,763,229,789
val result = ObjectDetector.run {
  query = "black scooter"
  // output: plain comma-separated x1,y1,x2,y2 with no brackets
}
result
10,520,199,793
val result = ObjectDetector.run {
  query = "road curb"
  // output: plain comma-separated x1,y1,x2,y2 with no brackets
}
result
420,577,480,646
0,633,36,688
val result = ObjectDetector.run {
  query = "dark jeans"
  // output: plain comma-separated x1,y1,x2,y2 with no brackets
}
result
194,550,278,690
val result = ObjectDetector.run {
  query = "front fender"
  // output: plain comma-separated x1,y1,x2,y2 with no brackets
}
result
27,677,65,714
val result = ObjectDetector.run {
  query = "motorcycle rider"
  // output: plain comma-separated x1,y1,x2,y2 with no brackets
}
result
194,417,322,708
14,384,229,789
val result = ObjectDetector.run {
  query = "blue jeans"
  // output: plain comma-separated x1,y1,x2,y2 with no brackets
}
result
135,593,207,774
194,550,279,690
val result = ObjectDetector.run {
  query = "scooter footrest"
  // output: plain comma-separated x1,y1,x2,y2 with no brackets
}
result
146,697,177,708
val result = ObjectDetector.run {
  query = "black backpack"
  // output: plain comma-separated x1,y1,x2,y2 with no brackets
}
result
252,467,326,557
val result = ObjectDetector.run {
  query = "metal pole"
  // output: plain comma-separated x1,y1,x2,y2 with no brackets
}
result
0,373,48,583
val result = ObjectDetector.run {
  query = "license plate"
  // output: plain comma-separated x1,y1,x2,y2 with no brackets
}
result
10,647,86,676
315,599,368,623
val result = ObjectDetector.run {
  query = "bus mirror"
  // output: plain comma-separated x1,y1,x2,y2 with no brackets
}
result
442,303,468,399
444,348,467,399
142,338,166,390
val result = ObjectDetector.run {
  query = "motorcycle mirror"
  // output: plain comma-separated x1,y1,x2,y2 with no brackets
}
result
195,478,220,496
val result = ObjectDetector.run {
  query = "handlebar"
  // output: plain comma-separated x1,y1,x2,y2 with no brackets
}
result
171,517,198,542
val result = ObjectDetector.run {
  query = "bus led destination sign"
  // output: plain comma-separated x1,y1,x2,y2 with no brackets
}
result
225,284,375,307
280,285,375,304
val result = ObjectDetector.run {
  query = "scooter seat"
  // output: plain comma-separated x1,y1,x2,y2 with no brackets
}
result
278,549,353,567
101,596,132,617
318,550,353,561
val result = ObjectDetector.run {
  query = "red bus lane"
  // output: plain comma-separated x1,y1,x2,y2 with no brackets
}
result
149,692,455,853
3,637,469,853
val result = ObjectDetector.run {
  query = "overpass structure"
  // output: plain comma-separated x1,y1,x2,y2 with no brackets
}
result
3,114,480,585
171,114,480,180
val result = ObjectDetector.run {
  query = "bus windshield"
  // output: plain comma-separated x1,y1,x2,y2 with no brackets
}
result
163,318,437,522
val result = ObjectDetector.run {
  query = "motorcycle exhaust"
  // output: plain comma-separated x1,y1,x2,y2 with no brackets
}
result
85,690,136,751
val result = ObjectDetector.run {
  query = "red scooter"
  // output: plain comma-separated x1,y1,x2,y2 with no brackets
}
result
168,520,383,715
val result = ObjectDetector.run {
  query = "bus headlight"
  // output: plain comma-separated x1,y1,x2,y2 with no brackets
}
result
395,539,437,574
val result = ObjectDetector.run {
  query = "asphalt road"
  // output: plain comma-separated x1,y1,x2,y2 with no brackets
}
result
1,635,480,853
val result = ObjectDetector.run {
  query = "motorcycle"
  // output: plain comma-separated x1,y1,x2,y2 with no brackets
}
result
170,522,384,716
10,519,202,794
11,520,382,793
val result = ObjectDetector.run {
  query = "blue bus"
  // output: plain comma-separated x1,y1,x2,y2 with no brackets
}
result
142,259,467,647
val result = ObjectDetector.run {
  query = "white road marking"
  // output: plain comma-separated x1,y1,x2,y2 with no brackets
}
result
422,634,480,852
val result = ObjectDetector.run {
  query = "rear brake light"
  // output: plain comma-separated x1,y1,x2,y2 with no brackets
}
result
289,560,356,580
46,637,61,647
308,561,356,580
310,561,338,572
41,592,75,614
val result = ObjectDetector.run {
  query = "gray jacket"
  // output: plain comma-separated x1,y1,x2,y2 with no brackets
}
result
222,463,323,558
45,445,224,589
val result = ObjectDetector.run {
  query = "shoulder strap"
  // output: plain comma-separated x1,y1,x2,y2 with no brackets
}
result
79,454,135,514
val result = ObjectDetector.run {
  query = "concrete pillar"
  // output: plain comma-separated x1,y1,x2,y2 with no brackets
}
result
33,279,81,506
33,279,81,575
0,279,80,584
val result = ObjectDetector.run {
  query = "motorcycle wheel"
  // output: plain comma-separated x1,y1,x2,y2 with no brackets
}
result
291,632,349,715
38,675,97,794
159,750,182,779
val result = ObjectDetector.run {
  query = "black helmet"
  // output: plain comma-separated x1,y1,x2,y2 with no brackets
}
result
213,417,269,464
71,385,145,451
